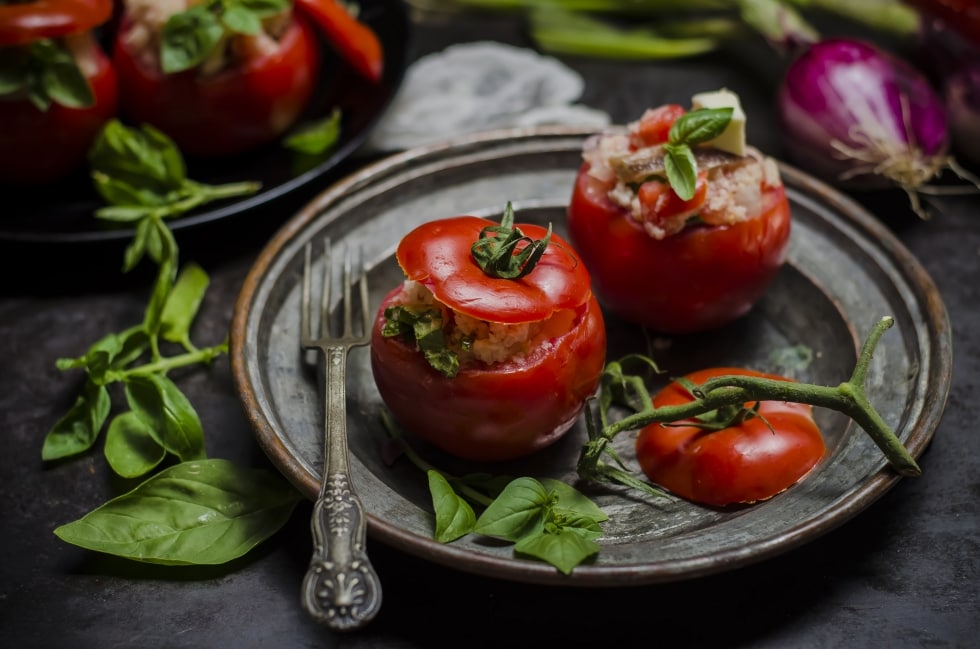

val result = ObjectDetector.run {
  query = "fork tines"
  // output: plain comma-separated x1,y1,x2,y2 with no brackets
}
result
301,238,370,347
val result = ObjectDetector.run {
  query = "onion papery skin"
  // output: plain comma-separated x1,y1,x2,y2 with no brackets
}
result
777,38,949,190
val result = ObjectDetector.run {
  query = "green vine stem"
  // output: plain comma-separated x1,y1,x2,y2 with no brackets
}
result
578,315,921,490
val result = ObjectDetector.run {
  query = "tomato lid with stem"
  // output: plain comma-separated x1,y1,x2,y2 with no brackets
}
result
0,0,113,47
396,208,594,324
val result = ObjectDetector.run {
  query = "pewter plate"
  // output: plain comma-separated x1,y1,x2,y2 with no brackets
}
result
230,127,951,587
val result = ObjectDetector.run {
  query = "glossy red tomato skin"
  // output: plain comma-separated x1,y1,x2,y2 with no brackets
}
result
567,162,792,333
371,288,606,462
0,35,118,184
396,216,594,324
112,13,320,157
635,368,826,507
0,0,112,45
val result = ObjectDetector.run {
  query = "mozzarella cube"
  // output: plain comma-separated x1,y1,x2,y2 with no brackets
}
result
691,89,747,156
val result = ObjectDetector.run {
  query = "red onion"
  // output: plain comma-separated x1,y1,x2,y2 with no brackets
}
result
777,38,978,217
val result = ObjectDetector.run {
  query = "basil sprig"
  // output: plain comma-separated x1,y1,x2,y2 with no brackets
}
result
0,39,93,110
88,119,260,235
161,0,290,73
44,123,298,566
384,413,608,574
662,106,734,200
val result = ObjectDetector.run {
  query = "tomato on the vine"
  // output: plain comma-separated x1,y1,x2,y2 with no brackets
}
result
0,0,118,184
112,5,321,157
635,367,826,507
566,94,791,334
371,211,607,462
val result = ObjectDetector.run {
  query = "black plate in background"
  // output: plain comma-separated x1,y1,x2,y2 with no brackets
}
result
0,0,410,246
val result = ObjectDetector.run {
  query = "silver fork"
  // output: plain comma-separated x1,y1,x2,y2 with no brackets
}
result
299,238,382,631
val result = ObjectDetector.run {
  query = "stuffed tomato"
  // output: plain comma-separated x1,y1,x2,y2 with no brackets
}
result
112,0,322,157
567,89,791,334
0,0,118,184
371,207,607,463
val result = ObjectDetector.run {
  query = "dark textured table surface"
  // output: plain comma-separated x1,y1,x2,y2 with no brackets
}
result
2,6,978,648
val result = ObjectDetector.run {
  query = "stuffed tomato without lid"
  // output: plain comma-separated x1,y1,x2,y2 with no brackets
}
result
371,212,607,462
0,0,118,184
567,90,791,334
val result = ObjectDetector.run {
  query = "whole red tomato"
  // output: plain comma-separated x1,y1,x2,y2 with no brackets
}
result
112,10,320,157
0,0,118,184
635,367,826,507
371,215,607,462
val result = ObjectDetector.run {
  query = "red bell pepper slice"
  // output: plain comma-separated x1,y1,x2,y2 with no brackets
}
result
294,0,384,82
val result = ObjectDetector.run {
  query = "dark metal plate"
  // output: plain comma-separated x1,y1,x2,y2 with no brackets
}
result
230,127,951,587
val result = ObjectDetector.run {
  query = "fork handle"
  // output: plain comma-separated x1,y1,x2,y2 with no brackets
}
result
301,347,382,631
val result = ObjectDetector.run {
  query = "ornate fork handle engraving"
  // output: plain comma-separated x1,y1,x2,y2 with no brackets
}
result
301,346,382,630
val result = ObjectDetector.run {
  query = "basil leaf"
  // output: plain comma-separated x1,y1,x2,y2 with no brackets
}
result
240,0,290,15
284,109,342,155
513,523,601,575
663,142,698,201
428,470,476,543
42,380,111,461
104,411,166,478
143,250,178,332
0,40,93,108
473,477,551,541
221,5,262,34
124,374,206,462
89,120,186,196
122,217,151,272
95,205,156,223
53,459,303,565
143,216,167,265
109,326,152,369
382,305,459,378
92,172,170,209
539,478,608,522
161,5,224,74
32,39,93,109
667,106,734,147
160,263,210,344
